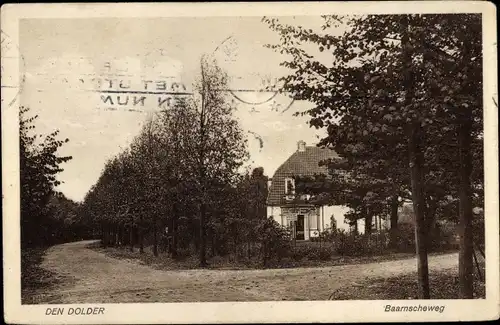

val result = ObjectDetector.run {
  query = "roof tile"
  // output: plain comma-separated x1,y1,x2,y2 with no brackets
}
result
267,146,339,206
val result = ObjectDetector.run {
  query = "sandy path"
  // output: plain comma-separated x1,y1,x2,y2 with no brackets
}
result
34,240,458,303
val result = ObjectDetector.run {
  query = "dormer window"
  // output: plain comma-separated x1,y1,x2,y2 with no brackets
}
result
285,177,295,195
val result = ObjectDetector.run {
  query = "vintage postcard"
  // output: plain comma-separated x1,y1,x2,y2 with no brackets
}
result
2,1,498,323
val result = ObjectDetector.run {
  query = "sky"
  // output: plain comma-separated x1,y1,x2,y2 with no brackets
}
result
19,16,342,202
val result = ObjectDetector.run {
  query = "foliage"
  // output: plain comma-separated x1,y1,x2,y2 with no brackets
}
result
290,245,332,261
79,59,280,266
263,14,483,297
263,13,482,233
258,218,293,266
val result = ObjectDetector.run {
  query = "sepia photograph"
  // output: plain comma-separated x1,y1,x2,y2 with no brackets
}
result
2,2,498,324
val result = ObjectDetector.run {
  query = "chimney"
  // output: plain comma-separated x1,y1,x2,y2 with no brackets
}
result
297,140,306,152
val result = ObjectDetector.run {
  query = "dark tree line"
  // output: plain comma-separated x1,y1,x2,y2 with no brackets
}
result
263,14,483,298
20,106,85,248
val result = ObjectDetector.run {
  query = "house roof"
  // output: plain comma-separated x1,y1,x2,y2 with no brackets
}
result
267,145,340,206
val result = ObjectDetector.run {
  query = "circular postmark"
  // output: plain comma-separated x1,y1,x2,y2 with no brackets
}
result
212,35,294,113
1,29,26,107
212,36,279,104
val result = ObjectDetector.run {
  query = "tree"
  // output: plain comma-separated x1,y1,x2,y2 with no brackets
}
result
80,57,248,265
236,167,269,258
20,106,73,247
187,57,249,266
153,104,200,258
264,14,482,298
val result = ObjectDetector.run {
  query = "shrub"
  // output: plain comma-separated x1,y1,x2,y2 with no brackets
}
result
472,215,484,254
319,228,337,242
307,246,332,261
395,223,415,253
367,231,390,254
209,255,226,266
291,246,309,261
428,221,460,252
257,218,292,266
290,245,332,261
175,247,193,260
333,229,366,256
329,229,390,256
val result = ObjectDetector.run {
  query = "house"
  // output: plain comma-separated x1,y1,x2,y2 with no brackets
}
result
266,140,363,240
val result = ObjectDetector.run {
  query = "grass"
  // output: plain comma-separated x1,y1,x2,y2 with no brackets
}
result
21,247,66,304
91,241,456,271
329,264,486,300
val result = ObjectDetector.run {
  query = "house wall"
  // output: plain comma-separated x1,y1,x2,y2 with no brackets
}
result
320,205,351,232
268,202,423,239
267,204,368,237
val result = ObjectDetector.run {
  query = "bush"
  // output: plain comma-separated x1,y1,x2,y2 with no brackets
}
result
329,229,390,256
174,247,193,260
393,220,461,253
319,228,337,242
291,246,309,261
395,223,415,253
290,245,332,261
472,216,484,254
333,229,366,256
307,246,332,261
428,221,460,252
257,218,292,266
209,255,226,266
368,231,390,254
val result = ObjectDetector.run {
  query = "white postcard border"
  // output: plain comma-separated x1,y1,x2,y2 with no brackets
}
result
2,2,498,323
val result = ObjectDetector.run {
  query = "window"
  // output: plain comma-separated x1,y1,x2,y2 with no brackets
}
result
285,177,295,195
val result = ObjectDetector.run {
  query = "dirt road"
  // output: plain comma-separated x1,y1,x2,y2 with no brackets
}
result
31,240,458,303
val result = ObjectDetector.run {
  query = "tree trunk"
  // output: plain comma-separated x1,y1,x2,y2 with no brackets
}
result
389,195,399,250
115,225,119,246
129,225,134,252
107,227,111,246
101,223,107,246
153,217,158,257
106,224,113,246
364,210,373,254
233,229,238,259
458,116,474,298
426,196,439,251
365,215,373,237
408,122,430,299
139,228,144,254
403,15,430,299
139,215,144,254
171,203,178,258
120,224,126,246
211,229,216,257
199,203,208,266
247,240,251,260
119,224,123,245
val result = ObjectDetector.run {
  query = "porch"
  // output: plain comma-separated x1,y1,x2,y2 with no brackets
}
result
280,205,322,241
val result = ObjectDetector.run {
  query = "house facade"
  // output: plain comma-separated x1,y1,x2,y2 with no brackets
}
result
266,140,363,240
